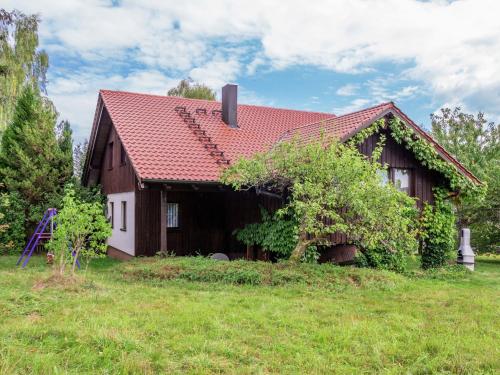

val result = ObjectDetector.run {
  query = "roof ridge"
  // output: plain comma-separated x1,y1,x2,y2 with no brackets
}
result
278,102,394,141
334,101,394,118
99,89,334,116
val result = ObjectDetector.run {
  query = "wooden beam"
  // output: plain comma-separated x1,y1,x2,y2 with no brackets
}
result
160,188,167,253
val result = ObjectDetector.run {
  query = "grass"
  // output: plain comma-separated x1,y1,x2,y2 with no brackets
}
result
0,255,498,374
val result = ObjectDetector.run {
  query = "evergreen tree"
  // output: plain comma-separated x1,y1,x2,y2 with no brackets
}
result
167,78,216,100
0,9,49,134
0,86,72,226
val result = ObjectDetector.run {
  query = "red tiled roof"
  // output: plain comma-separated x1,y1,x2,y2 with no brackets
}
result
89,90,479,186
99,90,333,182
280,102,394,143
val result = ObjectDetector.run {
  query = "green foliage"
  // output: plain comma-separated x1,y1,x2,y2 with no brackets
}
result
420,189,457,269
56,120,74,184
222,136,419,271
0,9,49,133
46,185,111,275
234,207,299,259
0,86,73,226
431,108,499,252
167,78,216,100
0,189,25,254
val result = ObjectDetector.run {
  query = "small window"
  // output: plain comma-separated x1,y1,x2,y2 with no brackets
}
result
120,201,127,231
377,169,389,186
120,143,126,165
108,142,114,169
393,168,411,194
167,203,179,228
109,202,114,229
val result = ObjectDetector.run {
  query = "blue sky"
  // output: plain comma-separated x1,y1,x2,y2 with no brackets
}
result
6,0,500,142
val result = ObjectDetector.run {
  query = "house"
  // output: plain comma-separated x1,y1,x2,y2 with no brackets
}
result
82,84,479,261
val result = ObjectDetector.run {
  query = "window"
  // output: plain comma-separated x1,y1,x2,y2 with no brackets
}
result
108,142,114,169
120,143,126,165
377,169,390,186
393,168,411,194
109,202,114,229
167,203,179,228
120,201,127,231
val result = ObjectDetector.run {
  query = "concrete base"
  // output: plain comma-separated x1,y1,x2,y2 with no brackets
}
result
320,244,357,264
107,246,133,261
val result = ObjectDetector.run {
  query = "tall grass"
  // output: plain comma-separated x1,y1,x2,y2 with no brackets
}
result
0,255,498,374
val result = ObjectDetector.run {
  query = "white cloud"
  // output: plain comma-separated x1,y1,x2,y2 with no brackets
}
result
4,0,500,139
366,78,420,103
336,84,359,97
333,98,372,115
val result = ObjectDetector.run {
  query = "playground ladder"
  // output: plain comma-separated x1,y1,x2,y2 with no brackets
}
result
17,208,57,268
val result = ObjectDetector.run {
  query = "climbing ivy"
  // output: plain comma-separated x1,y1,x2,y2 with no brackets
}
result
349,116,485,270
419,189,457,269
347,119,385,146
387,117,485,200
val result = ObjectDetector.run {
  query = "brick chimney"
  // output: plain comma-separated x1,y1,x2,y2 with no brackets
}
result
222,84,238,128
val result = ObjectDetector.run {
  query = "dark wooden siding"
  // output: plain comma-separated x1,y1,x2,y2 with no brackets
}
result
358,129,443,208
98,125,137,195
327,129,444,245
133,187,280,258
134,189,161,256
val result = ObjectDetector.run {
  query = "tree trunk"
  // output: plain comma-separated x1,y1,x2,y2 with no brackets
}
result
289,233,316,262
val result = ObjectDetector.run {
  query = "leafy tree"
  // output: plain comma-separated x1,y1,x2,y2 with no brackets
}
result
73,138,88,181
431,108,499,252
222,135,419,271
167,78,216,100
0,86,72,226
46,185,111,275
0,9,49,134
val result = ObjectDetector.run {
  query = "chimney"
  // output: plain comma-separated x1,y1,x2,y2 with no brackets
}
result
222,84,238,128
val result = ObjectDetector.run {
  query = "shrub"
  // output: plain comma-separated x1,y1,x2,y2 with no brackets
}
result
234,207,298,259
0,190,26,255
46,185,111,275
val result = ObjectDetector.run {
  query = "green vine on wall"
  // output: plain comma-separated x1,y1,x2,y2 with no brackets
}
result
350,116,485,269
388,117,485,200
350,116,484,201
347,119,385,147
419,188,457,269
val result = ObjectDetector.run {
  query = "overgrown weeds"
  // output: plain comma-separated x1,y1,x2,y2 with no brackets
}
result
121,256,405,289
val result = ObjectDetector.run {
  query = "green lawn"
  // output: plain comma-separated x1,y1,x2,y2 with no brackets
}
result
0,255,498,374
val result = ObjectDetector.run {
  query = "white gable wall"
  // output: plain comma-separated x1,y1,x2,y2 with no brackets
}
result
107,191,135,256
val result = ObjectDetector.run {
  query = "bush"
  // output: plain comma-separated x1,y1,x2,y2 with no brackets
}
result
234,207,298,259
355,247,407,273
0,190,26,255
46,185,111,275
